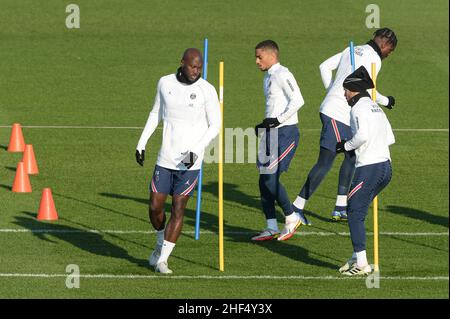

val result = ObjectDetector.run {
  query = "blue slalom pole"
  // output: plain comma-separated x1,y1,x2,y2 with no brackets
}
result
349,41,356,72
203,38,208,79
195,38,208,240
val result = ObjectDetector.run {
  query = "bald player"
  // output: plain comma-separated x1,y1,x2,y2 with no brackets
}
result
292,28,397,223
136,48,221,274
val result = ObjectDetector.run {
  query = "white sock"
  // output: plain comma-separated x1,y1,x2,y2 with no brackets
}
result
293,196,307,210
335,195,347,208
266,219,278,231
352,252,357,260
356,250,368,268
157,240,175,264
286,212,299,223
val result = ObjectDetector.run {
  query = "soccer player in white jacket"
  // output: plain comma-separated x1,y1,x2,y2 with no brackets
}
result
252,40,305,242
136,48,221,274
336,66,395,276
292,28,397,222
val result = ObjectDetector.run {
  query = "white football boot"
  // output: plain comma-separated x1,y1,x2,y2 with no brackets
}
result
155,261,173,274
338,258,357,273
278,213,302,241
341,264,372,276
251,229,280,241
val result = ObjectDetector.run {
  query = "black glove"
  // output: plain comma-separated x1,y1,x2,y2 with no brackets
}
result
335,140,347,154
136,150,145,166
180,151,198,169
254,122,265,135
384,96,395,110
263,117,281,128
254,117,281,135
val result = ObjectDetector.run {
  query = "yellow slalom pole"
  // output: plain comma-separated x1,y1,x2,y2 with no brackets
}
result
371,63,379,272
219,61,224,272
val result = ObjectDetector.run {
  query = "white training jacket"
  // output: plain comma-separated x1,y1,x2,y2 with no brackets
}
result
264,63,305,127
136,74,221,170
319,43,389,126
344,96,395,168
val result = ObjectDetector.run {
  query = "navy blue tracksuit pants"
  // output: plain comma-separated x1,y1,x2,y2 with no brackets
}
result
347,160,392,252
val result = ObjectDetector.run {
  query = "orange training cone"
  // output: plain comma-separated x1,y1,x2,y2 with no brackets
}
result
22,144,39,175
8,123,25,152
37,188,58,221
12,161,32,193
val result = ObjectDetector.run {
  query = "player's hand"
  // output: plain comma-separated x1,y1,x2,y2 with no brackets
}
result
254,118,281,135
335,140,347,153
263,117,281,128
254,122,265,135
384,96,395,110
180,151,198,169
136,150,145,166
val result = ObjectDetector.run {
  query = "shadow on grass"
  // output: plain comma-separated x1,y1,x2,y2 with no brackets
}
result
302,210,339,224
200,182,341,226
4,166,15,172
101,192,148,205
13,212,148,268
201,181,261,211
0,145,7,151
385,205,449,228
183,208,338,269
0,184,12,191
100,192,338,270
53,192,148,224
389,235,448,253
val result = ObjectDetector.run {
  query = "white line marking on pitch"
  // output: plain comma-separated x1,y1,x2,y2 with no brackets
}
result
0,229,447,236
0,125,448,132
0,273,447,281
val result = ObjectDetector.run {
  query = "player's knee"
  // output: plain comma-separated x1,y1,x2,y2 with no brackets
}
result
347,208,366,223
317,147,335,164
171,208,184,222
150,200,164,214
261,174,277,191
345,152,356,165
171,198,187,216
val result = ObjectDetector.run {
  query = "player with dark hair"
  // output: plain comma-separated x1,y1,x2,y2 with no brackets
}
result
255,40,279,52
292,28,397,223
252,40,306,241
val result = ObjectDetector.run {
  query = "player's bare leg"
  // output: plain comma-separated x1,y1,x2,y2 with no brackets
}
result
154,194,189,274
165,194,189,243
149,191,167,230
148,192,167,268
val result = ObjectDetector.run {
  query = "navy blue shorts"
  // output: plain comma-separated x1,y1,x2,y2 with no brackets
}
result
150,165,200,196
257,124,299,174
347,160,392,215
319,113,353,152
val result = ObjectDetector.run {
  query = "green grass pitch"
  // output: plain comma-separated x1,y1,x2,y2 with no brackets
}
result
0,0,448,298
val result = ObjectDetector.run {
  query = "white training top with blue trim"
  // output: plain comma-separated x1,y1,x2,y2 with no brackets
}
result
263,63,305,127
319,44,389,126
137,74,221,170
345,96,395,168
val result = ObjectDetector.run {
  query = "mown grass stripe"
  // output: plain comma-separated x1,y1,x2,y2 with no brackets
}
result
0,273,447,280
0,229,447,236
